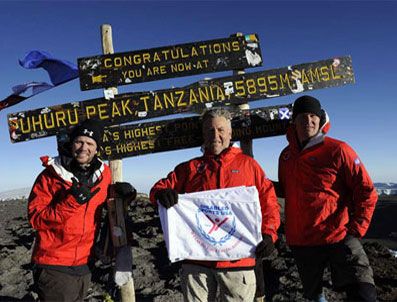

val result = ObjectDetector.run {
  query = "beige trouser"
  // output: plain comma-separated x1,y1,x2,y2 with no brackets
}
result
180,263,256,302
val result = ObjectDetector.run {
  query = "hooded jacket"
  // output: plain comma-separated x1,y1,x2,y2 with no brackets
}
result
28,156,111,266
150,145,280,269
278,112,378,246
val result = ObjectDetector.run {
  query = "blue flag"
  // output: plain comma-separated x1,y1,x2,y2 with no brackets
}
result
0,50,78,112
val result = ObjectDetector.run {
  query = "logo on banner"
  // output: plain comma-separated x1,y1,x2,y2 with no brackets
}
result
195,204,236,246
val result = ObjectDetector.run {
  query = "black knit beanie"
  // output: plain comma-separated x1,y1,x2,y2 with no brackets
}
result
292,95,323,120
69,119,103,148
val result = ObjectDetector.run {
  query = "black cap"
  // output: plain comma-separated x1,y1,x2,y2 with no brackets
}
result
69,119,103,148
292,95,322,120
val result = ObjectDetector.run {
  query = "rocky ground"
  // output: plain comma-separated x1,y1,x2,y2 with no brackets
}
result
0,195,396,301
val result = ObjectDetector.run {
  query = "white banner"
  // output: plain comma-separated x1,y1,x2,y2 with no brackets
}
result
158,186,262,262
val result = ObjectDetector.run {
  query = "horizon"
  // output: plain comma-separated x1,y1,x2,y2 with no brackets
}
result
1,1,396,194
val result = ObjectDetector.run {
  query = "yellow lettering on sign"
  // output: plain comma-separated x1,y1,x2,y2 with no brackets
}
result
196,60,203,69
122,69,142,79
133,54,141,65
301,69,310,85
320,66,330,81
180,48,189,58
202,59,209,69
163,92,175,109
104,58,112,68
246,79,257,95
55,111,67,127
102,133,109,142
153,95,163,111
175,121,199,131
257,77,268,93
104,146,112,156
124,129,133,140
213,43,222,54
235,80,245,96
176,90,187,107
170,49,179,60
199,45,208,55
121,99,133,116
112,131,120,141
140,95,150,112
162,49,170,60
268,75,279,91
114,57,122,68
142,53,151,64
116,143,127,154
98,103,109,120
67,109,79,126
170,62,192,73
191,46,198,57
189,89,198,105
160,65,167,74
215,85,227,101
308,68,321,83
86,105,97,119
146,67,153,76
19,119,31,134
232,41,240,52
233,127,252,138
330,65,342,79
43,113,56,129
279,73,292,90
198,86,210,103
153,52,161,62
112,102,122,118
114,140,155,154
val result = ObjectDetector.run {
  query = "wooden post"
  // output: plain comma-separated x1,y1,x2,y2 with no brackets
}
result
234,33,253,158
101,24,135,302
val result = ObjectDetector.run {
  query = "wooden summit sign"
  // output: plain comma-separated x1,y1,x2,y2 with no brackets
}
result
56,104,292,160
8,56,354,143
78,34,262,90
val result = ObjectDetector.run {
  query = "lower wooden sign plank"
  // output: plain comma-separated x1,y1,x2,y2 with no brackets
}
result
57,104,292,160
9,56,353,143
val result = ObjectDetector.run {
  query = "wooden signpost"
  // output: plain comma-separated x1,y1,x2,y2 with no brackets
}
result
8,56,354,144
78,34,262,90
100,24,135,302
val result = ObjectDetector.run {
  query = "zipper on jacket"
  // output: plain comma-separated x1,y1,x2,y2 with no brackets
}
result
216,158,222,188
73,201,90,265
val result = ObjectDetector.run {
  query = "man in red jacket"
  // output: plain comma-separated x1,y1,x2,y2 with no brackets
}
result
278,95,378,302
150,108,280,302
28,119,135,301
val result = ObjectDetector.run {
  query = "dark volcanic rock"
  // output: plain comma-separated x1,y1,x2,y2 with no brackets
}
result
0,197,396,301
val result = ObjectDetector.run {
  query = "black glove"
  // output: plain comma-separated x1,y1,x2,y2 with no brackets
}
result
255,234,275,259
70,178,100,205
155,189,178,209
112,182,137,201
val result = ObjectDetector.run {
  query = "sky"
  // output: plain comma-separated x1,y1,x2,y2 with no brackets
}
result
0,1,396,194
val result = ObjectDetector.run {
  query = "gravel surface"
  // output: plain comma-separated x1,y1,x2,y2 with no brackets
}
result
0,196,396,301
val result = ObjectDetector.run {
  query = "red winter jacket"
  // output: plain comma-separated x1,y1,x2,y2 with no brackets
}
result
150,145,280,269
278,114,378,246
28,156,111,266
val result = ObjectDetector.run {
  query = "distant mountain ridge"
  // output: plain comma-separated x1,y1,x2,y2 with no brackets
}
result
0,183,396,201
0,187,30,201
374,183,397,196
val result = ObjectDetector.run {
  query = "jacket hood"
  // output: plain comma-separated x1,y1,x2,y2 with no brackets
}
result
286,110,331,151
40,155,106,185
